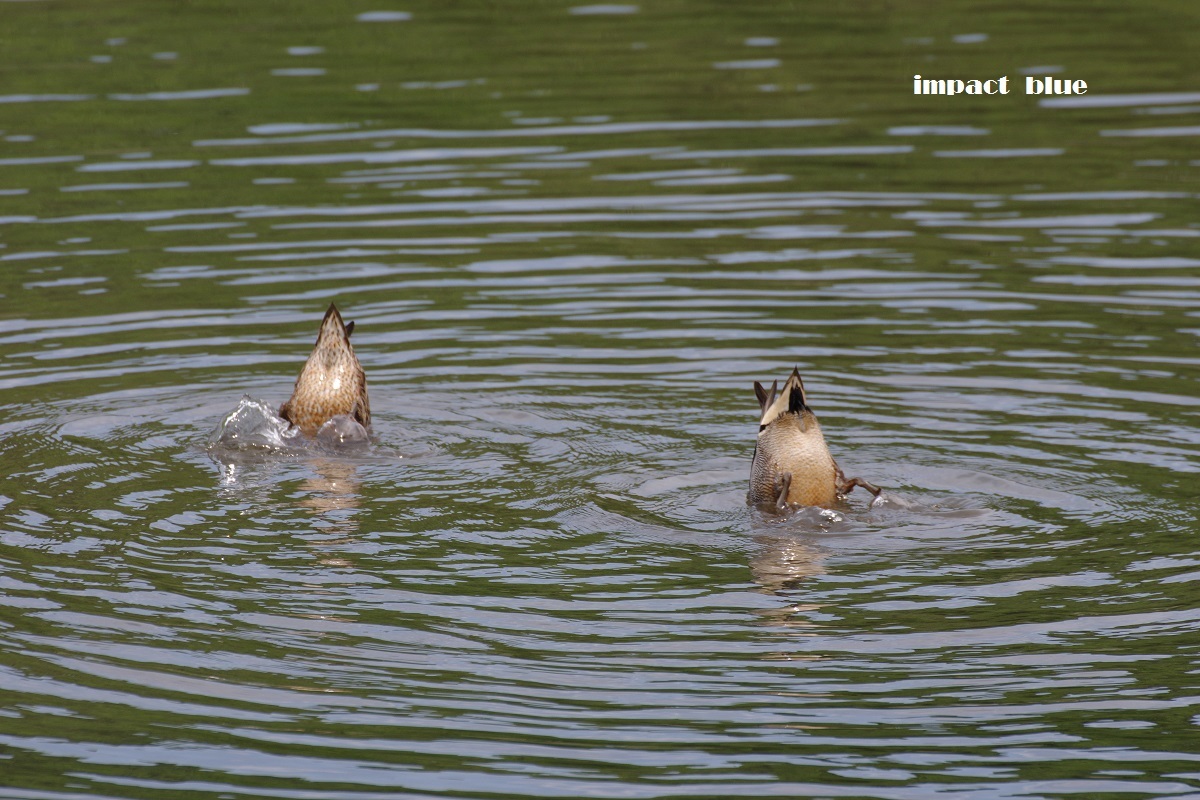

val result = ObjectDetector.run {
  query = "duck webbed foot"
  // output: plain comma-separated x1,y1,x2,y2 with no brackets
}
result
773,472,793,513
835,467,882,501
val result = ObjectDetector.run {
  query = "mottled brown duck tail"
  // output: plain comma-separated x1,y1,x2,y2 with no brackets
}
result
280,303,371,436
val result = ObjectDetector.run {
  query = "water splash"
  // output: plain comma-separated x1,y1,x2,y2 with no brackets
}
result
208,395,301,453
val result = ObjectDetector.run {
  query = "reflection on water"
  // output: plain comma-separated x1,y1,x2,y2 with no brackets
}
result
1,0,1199,798
298,459,362,516
750,532,829,593
299,459,363,568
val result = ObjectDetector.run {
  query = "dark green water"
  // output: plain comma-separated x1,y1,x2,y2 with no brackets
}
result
1,1,1199,798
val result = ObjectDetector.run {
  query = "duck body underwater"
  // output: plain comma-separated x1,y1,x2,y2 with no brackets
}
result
748,367,881,513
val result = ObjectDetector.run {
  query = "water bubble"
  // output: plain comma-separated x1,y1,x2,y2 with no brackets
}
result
316,415,370,449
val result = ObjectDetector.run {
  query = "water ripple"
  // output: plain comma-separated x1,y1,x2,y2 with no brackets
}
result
1,5,1198,797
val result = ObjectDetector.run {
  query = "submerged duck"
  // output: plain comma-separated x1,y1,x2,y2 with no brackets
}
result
748,367,880,512
280,303,371,437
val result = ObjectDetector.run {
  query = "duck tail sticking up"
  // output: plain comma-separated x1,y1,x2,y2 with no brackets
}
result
279,303,371,437
749,367,881,512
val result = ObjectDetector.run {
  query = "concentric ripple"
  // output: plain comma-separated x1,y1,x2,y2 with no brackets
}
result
1,1,1199,798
